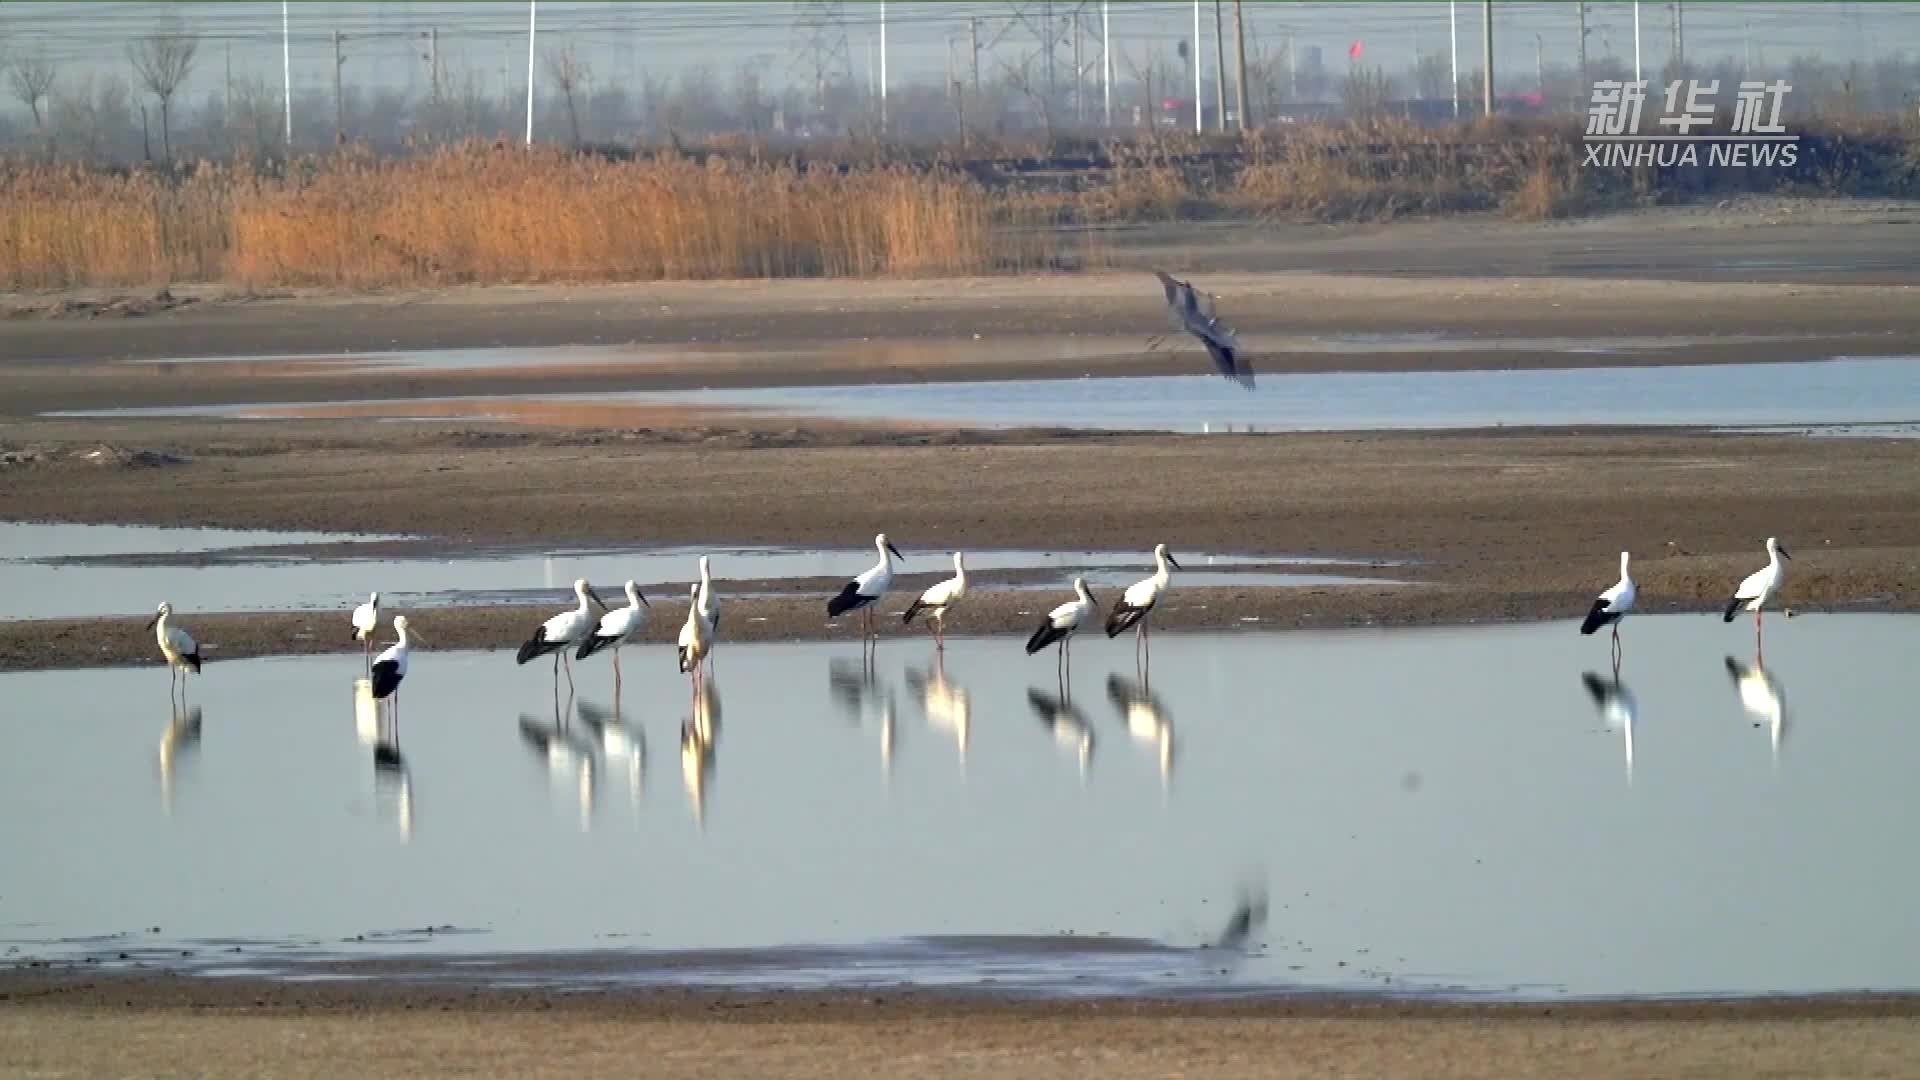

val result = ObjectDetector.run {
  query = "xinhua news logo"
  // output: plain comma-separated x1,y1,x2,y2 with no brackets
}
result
1584,79,1799,168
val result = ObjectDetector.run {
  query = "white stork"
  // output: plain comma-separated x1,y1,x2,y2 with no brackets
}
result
576,579,651,689
902,551,968,651
1105,543,1181,672
516,578,609,691
1026,576,1097,684
827,533,906,646
146,602,202,701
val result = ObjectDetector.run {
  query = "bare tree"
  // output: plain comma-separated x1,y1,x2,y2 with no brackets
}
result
998,50,1055,142
52,73,132,162
1120,46,1172,133
543,46,588,146
6,50,57,136
731,63,769,138
127,25,199,163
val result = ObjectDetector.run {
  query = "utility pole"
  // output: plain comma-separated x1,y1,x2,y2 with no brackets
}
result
1286,32,1295,101
1072,9,1084,123
970,17,981,96
282,0,293,145
1576,2,1588,103
427,27,441,104
1192,0,1202,132
879,0,887,130
1045,0,1057,110
1480,0,1494,117
1743,18,1753,78
1449,0,1459,117
1534,32,1544,96
332,30,345,143
1632,0,1641,82
1233,0,1249,130
1212,0,1227,130
1672,0,1684,71
525,0,536,145
1102,1,1112,127
225,43,232,115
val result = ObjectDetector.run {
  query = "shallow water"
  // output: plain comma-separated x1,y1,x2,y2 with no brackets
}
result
53,357,1920,434
3,615,1915,999
1,524,1390,619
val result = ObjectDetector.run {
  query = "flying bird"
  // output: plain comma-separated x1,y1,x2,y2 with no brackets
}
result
1153,270,1254,389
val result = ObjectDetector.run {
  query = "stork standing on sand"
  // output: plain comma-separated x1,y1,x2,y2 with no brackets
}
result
1106,543,1181,675
516,579,609,691
147,602,202,702
902,551,968,652
1723,537,1791,657
827,533,906,648
1153,270,1254,389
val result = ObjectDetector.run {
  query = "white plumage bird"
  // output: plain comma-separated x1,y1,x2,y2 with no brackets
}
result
1579,551,1637,662
351,591,380,667
1105,543,1181,670
146,602,201,698
516,578,609,690
1723,536,1792,654
576,579,651,686
1026,576,1097,683
827,533,906,643
370,614,417,719
677,583,712,683
901,551,968,651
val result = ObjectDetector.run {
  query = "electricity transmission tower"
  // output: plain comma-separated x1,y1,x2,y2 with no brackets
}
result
1006,0,1101,122
792,0,853,112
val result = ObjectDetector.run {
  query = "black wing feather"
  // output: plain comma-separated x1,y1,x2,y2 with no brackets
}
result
827,580,870,618
182,651,202,674
1105,602,1148,638
576,632,616,660
516,627,559,665
1722,595,1744,622
1579,598,1620,635
370,659,402,699
1026,619,1071,655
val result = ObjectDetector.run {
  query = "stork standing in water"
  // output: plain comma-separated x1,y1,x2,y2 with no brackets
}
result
1151,270,1254,389
677,583,712,688
517,579,609,691
1105,544,1181,675
1723,537,1792,658
576,579,651,690
370,615,418,725
695,555,721,673
1579,551,1637,667
1026,577,1097,686
902,551,968,652
827,533,905,650
350,591,380,671
146,602,202,702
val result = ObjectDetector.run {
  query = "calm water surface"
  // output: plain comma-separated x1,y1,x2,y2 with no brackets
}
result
2,615,1914,999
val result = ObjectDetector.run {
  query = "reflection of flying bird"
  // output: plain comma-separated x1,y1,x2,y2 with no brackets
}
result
1723,537,1792,654
1105,544,1181,671
1028,686,1094,780
1725,656,1787,763
146,602,202,698
1026,577,1097,682
1580,671,1638,783
517,579,610,690
1153,270,1254,389
576,579,651,686
828,533,907,644
351,591,380,668
1579,551,1636,663
1106,674,1175,787
901,551,969,651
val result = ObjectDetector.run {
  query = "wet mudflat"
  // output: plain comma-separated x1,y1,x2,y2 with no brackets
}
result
3,615,1915,1000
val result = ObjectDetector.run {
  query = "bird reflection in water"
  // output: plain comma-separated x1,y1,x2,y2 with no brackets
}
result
1579,667,1639,785
830,655,896,783
905,656,970,772
353,677,413,840
1106,674,1175,792
1725,655,1787,767
681,677,721,830
576,695,645,822
519,692,598,832
1028,686,1094,783
157,700,203,816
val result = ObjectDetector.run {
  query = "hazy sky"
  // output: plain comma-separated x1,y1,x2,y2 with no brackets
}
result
0,1,1908,113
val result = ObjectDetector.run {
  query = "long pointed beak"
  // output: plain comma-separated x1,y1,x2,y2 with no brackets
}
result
887,543,904,562
1778,546,1793,561
145,613,161,630
409,628,429,646
587,586,609,611
638,591,652,610
1166,554,1183,570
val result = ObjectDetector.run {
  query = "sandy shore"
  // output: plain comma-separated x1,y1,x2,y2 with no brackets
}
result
5,970,1920,1079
